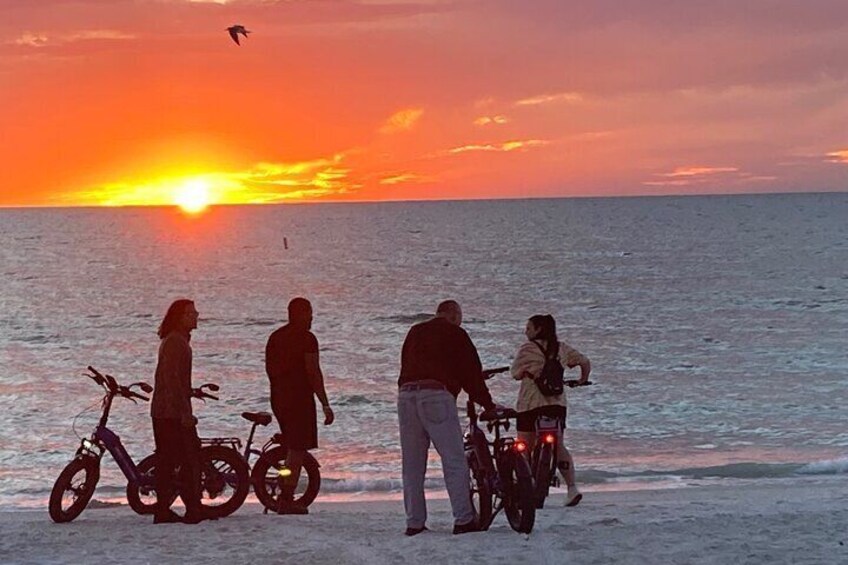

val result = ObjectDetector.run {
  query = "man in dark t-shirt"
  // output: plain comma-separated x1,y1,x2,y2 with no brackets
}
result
265,297,334,514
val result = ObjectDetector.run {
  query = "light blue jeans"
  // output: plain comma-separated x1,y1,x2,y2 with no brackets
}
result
398,387,475,528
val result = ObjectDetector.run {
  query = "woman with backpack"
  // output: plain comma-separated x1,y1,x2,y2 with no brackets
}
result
510,314,591,507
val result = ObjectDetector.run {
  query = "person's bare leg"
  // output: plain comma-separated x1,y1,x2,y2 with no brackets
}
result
556,442,576,487
557,440,582,506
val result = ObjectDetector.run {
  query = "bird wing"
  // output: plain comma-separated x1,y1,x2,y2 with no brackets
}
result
228,29,240,45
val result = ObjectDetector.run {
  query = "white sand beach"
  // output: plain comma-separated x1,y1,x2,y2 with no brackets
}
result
2,477,846,565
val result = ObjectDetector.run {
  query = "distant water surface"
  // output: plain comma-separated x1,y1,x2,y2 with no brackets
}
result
1,193,847,507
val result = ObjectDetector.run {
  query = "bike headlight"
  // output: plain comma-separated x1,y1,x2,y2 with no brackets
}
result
82,439,95,450
277,467,292,477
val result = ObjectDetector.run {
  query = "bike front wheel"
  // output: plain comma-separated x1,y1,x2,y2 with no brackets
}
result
126,453,177,515
49,456,100,523
251,445,321,511
502,450,536,534
199,445,250,518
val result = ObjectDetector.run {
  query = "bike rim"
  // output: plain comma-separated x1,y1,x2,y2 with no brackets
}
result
262,462,312,503
61,466,93,513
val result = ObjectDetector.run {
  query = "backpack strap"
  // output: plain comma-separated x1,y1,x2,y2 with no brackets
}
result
532,339,551,359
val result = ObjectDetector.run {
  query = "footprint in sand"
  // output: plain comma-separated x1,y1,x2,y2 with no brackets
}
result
589,517,622,526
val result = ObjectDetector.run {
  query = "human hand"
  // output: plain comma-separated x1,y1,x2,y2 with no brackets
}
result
181,415,198,428
322,405,335,426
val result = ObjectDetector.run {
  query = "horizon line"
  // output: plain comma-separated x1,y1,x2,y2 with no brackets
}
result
0,188,845,211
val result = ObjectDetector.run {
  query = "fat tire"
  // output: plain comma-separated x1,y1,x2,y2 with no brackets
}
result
503,451,536,534
48,456,100,523
533,443,553,509
250,445,321,511
198,445,250,518
126,453,177,515
467,453,494,530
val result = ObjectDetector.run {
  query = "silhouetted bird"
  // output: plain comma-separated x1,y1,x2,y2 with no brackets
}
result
226,25,250,46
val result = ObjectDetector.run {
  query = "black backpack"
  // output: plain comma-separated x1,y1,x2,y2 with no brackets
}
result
533,340,564,396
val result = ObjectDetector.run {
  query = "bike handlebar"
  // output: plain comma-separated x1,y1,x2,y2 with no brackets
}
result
192,383,220,401
565,379,593,388
85,366,150,403
482,366,509,379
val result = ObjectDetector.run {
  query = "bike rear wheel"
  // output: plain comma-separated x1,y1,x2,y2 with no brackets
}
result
49,456,100,523
199,445,250,518
502,451,536,534
467,453,493,530
533,443,554,509
251,445,321,511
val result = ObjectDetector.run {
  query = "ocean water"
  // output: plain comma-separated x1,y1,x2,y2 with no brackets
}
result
1,193,847,508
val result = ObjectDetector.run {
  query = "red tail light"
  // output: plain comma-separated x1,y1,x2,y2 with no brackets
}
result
543,433,557,444
513,440,528,453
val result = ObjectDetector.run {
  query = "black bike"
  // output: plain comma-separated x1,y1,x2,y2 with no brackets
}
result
464,367,536,534
126,383,251,518
127,385,320,515
529,379,592,509
49,366,152,523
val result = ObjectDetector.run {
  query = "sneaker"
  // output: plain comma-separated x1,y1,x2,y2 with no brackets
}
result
404,525,428,537
153,509,183,524
565,487,583,507
277,501,309,515
452,520,481,535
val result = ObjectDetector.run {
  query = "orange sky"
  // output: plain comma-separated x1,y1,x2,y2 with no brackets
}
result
1,0,847,207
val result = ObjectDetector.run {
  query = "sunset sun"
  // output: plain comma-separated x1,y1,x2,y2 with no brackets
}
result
173,179,212,213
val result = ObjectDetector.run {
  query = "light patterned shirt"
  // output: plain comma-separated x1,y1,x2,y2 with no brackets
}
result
510,340,588,412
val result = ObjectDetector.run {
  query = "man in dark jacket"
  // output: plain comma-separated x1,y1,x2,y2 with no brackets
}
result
266,297,334,514
150,298,203,524
398,300,500,536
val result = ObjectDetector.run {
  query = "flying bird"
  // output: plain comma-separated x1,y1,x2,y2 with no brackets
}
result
226,25,250,46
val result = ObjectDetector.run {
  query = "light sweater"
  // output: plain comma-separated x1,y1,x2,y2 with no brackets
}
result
510,340,588,413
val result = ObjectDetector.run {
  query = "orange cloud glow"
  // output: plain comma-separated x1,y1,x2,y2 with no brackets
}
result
380,108,424,134
448,139,548,154
515,92,583,106
56,155,357,207
473,115,509,126
826,149,848,163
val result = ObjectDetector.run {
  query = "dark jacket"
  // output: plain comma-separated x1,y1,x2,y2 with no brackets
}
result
398,317,495,410
151,331,193,420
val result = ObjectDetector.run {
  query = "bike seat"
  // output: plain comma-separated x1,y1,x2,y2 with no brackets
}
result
241,411,272,426
479,408,518,422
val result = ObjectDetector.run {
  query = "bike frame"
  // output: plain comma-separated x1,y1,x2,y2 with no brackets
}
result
464,401,522,516
76,390,144,485
531,415,563,489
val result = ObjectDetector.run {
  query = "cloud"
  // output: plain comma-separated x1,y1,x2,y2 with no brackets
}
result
660,166,739,178
515,92,583,106
825,149,848,163
643,165,775,187
378,172,427,185
379,108,424,134
473,115,508,126
10,30,135,47
447,139,548,154
57,153,358,206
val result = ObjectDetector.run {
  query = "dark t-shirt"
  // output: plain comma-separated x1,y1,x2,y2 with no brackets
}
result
398,317,494,410
265,324,318,410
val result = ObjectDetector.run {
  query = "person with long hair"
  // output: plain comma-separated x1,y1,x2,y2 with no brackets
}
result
150,298,204,524
510,314,591,507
